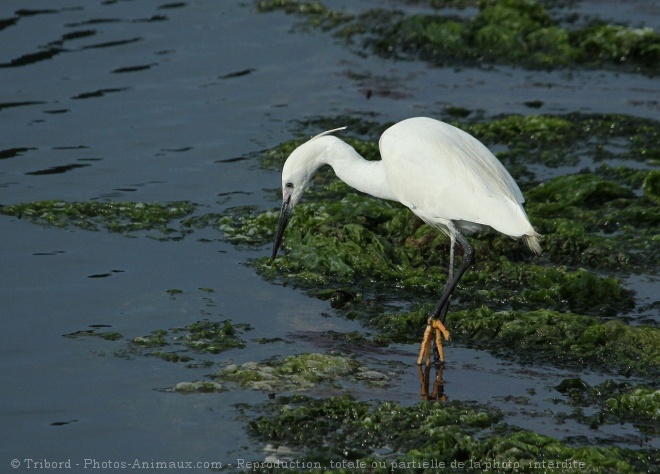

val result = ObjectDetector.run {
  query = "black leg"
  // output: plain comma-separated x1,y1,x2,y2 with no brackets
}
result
435,238,455,324
430,231,474,323
436,285,452,324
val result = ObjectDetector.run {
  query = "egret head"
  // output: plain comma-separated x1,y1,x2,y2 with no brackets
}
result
271,126,346,259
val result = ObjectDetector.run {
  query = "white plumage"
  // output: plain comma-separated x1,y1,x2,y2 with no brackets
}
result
380,118,538,248
272,116,541,363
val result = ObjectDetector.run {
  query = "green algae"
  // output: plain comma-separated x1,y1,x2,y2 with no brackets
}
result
469,262,635,315
171,381,225,393
222,190,637,314
218,207,280,247
247,394,502,461
256,0,660,74
605,388,660,425
63,328,124,341
571,23,660,70
129,319,250,363
472,0,567,66
466,114,576,149
132,329,169,348
370,306,660,377
529,174,634,208
325,330,369,345
643,170,660,203
216,352,389,392
526,172,660,269
245,394,649,472
180,320,249,354
256,0,352,31
556,378,660,434
467,113,660,171
0,200,195,236
149,352,194,363
177,319,250,353
450,307,660,377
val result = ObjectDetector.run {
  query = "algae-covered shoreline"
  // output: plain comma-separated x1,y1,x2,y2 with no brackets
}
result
3,109,658,470
257,0,660,75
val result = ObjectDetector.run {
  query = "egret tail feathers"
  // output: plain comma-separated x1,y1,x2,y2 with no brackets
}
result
523,232,542,255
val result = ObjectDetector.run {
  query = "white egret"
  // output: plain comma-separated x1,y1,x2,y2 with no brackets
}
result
271,117,541,365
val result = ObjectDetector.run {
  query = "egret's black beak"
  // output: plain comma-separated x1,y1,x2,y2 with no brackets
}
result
271,193,292,259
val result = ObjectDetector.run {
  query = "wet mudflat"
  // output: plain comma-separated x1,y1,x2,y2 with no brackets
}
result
0,1,658,472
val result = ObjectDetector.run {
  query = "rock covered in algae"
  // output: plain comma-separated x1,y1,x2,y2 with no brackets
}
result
172,381,225,393
372,305,660,378
604,388,660,424
643,170,660,204
0,199,195,235
245,394,647,472
125,319,250,364
256,0,660,74
556,378,660,433
216,352,389,391
181,320,248,354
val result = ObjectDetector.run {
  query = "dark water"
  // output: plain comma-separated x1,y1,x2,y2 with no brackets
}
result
1,0,658,471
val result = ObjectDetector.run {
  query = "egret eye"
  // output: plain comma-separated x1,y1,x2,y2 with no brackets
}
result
285,182,294,189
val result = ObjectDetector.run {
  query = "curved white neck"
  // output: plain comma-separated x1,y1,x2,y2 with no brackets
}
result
318,137,397,202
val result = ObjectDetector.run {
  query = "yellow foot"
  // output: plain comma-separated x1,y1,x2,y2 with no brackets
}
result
417,318,451,366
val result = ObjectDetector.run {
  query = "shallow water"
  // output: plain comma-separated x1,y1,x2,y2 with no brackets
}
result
1,0,658,470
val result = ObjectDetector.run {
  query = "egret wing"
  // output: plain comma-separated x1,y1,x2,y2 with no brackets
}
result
379,118,532,237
